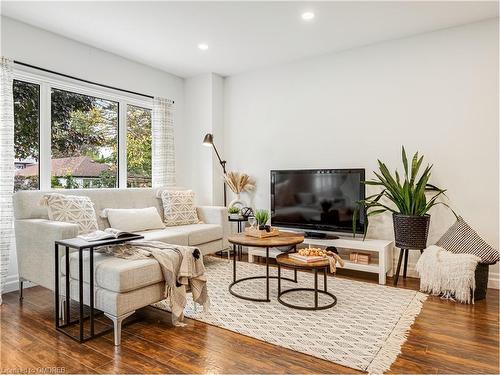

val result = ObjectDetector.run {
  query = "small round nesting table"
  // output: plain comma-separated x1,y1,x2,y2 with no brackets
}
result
227,232,304,302
276,253,337,310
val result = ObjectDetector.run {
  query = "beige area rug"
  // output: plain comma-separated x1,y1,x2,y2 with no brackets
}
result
154,257,427,374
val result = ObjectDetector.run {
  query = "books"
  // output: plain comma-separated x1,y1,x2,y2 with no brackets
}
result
349,252,371,264
77,228,137,242
289,253,327,263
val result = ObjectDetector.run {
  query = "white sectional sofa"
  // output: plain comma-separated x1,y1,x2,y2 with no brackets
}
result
13,188,229,344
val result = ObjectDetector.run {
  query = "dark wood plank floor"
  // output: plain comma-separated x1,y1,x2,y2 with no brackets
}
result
1,258,498,374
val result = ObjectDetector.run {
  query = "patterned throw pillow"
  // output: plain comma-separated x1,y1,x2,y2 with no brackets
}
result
41,193,99,235
160,190,199,226
436,217,499,264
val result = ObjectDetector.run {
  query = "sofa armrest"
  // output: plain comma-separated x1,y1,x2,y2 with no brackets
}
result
197,206,230,248
16,219,79,244
197,206,226,224
15,219,79,290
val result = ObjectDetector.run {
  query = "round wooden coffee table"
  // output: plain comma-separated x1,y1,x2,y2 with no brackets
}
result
228,232,304,302
276,253,337,310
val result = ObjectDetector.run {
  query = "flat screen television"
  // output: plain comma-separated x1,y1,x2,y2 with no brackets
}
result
270,169,365,235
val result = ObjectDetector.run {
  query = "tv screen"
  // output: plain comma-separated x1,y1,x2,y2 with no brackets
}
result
271,169,365,234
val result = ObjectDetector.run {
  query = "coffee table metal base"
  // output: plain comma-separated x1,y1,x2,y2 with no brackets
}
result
277,264,337,311
229,275,297,302
278,288,337,310
229,245,297,302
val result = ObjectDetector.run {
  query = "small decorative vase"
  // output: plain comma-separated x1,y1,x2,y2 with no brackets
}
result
392,213,430,250
228,193,246,210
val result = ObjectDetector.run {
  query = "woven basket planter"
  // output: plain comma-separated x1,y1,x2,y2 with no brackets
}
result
392,214,430,250
474,263,489,301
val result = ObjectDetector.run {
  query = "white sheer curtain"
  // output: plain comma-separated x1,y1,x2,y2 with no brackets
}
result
152,97,176,188
0,57,14,304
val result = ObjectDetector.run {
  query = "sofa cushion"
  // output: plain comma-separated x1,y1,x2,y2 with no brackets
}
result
41,193,98,234
61,252,163,293
135,228,189,245
161,190,199,226
104,207,165,232
169,223,222,245
62,276,164,316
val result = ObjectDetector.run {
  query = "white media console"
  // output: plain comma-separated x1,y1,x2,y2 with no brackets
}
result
247,235,394,284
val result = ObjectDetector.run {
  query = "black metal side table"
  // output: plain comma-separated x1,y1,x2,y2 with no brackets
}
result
228,216,248,260
54,234,143,343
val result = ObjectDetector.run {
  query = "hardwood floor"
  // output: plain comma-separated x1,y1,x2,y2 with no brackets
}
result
1,260,498,374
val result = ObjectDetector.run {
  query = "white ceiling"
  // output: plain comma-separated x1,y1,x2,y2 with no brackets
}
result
2,1,498,78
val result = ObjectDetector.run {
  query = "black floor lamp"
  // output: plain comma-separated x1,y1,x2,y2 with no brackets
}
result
203,133,227,206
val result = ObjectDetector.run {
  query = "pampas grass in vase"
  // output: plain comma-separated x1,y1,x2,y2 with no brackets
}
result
224,171,255,207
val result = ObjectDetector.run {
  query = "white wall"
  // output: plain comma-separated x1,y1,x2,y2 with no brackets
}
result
223,19,499,285
178,73,225,206
1,16,185,292
211,74,225,206
179,74,214,205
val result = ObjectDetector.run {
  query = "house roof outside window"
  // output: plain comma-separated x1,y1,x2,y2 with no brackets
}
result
15,156,110,178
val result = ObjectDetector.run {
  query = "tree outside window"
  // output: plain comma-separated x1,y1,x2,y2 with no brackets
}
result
50,88,118,189
14,80,40,192
127,105,152,188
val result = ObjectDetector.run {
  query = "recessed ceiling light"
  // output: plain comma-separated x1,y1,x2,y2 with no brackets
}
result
198,43,209,51
301,12,315,21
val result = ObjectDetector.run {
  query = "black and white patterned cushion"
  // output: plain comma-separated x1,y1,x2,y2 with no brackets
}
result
436,217,499,264
42,193,99,235
160,190,200,226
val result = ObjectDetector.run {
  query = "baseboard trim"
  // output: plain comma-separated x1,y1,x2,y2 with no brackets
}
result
488,272,499,289
4,274,35,294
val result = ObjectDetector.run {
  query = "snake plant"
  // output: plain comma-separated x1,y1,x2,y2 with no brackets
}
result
353,146,455,238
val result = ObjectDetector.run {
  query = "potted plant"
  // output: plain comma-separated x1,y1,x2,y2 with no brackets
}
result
228,206,241,219
254,209,270,230
353,147,455,250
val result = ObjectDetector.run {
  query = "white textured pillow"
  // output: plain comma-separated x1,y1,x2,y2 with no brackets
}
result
161,190,199,226
41,193,99,235
105,207,165,232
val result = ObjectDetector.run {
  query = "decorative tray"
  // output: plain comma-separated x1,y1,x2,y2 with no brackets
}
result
244,227,280,238
288,253,328,263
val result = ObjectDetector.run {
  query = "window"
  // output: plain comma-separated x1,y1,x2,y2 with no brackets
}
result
50,88,119,189
12,71,153,190
127,105,152,187
14,80,40,191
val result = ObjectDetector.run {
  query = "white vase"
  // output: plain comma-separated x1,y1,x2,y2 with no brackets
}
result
228,193,246,209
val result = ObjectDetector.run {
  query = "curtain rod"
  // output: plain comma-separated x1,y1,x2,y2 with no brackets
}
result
13,60,169,102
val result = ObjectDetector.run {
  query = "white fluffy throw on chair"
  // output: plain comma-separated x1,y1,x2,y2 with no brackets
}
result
416,245,481,304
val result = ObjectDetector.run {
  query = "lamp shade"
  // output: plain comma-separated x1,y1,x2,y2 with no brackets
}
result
203,133,213,146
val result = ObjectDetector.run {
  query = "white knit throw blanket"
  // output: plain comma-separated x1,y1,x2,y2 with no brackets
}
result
416,245,480,304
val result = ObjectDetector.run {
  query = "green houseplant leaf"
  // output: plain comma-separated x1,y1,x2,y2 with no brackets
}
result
254,209,270,226
353,146,455,238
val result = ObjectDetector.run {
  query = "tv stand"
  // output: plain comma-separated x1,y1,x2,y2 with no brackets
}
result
304,232,339,240
247,235,394,284
303,237,394,284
